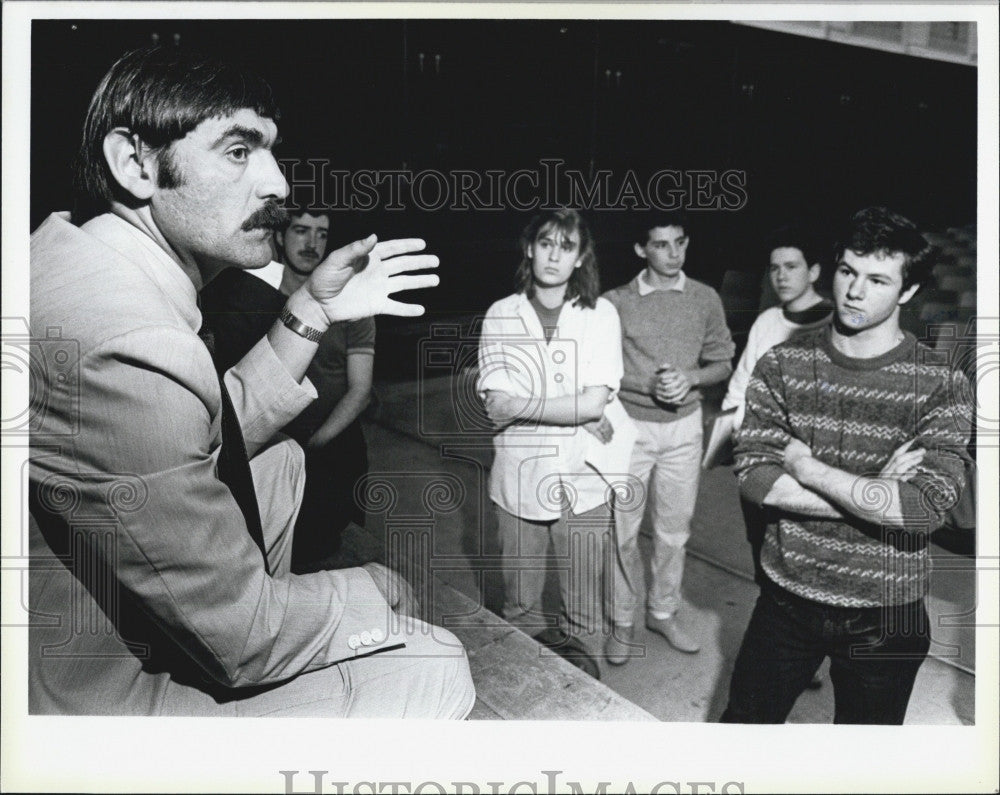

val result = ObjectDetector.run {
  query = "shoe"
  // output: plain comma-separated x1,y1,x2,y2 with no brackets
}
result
536,628,601,680
604,625,634,666
646,613,700,653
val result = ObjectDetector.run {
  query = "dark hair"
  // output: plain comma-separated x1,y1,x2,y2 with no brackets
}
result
285,205,332,225
634,210,689,245
515,209,600,308
279,205,333,260
764,225,820,269
73,45,280,222
833,207,936,293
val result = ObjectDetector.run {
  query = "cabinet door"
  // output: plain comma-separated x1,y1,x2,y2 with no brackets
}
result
275,20,406,173
399,19,600,308
593,21,735,174
880,56,977,226
404,19,597,173
588,20,739,285
726,24,830,222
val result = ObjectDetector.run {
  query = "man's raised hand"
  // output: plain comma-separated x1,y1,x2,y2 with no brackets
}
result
306,235,440,322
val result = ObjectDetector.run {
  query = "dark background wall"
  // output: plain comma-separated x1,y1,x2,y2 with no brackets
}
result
30,19,977,375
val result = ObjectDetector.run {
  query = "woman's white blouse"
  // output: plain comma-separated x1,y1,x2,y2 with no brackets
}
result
477,292,624,520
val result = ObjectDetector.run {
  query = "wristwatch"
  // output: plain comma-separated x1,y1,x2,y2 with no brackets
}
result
279,305,325,342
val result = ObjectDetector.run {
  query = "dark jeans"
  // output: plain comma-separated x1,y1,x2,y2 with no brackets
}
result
738,495,767,586
721,581,931,724
291,421,369,573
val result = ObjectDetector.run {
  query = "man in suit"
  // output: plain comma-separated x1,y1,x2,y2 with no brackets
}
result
28,45,474,717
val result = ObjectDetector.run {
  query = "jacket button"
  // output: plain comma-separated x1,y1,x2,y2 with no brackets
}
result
371,627,386,643
360,630,373,646
348,634,361,650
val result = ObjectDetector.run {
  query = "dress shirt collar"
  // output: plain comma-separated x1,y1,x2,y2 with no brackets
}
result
636,269,686,295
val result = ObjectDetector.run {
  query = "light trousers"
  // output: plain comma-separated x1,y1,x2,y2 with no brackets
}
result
611,408,703,625
91,437,474,718
175,436,475,717
496,501,614,656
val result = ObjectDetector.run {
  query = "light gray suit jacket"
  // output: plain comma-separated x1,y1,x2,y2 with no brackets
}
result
28,212,393,714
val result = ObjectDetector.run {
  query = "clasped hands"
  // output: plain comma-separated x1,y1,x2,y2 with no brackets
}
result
291,235,440,327
652,362,695,405
782,437,926,484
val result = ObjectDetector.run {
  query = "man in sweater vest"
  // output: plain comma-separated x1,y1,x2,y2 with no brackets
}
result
603,212,735,661
720,206,972,724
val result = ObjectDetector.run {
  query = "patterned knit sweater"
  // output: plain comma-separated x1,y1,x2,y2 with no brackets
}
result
735,327,971,607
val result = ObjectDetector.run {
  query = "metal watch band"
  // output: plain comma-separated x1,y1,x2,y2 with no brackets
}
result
279,305,325,342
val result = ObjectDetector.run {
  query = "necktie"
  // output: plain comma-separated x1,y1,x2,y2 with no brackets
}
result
198,324,270,575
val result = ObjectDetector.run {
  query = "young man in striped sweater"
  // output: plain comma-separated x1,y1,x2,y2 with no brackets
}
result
720,207,972,724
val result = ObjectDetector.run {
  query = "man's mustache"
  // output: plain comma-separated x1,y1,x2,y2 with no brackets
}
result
242,203,290,232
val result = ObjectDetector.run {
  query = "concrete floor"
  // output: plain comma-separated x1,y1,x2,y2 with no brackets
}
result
361,373,976,724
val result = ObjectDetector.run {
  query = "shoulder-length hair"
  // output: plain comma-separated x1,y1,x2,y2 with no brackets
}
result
514,209,600,308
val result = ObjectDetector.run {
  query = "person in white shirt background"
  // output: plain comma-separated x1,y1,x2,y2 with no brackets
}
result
723,227,834,433
722,227,834,586
721,226,834,689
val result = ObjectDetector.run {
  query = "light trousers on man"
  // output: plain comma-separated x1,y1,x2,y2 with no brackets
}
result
30,436,476,718
496,502,614,656
168,436,477,717
611,408,703,626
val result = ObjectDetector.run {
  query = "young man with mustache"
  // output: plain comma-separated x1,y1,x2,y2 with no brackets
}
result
203,205,376,571
277,208,375,569
720,207,972,724
28,45,474,717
